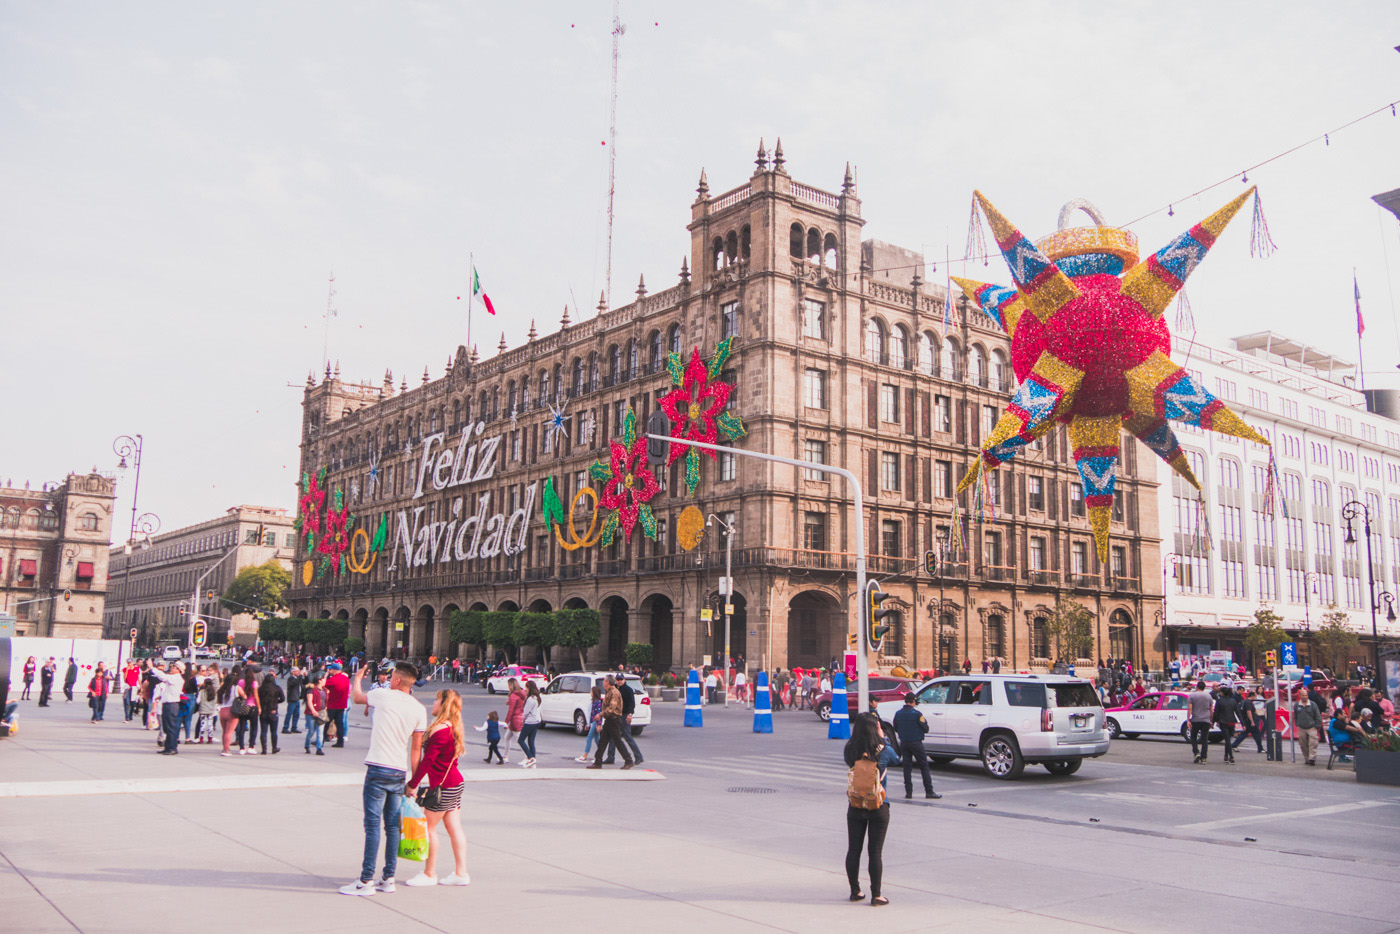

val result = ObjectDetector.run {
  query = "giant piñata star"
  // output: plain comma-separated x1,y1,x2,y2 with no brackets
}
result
954,189,1267,561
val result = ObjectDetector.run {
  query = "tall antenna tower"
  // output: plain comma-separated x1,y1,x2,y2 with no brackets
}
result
604,0,625,312
322,272,338,371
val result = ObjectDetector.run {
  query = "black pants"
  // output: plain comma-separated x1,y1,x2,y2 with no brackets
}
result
1189,721,1212,760
1232,721,1263,752
64,683,75,702
21,680,31,700
594,715,633,766
899,740,934,795
39,682,52,706
260,715,280,753
1218,724,1235,761
485,739,502,762
602,719,643,764
845,804,890,897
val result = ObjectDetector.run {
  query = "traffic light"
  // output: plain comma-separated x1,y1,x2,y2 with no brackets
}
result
253,523,266,546
63,589,71,601
193,620,207,647
848,632,857,649
924,551,938,575
1265,650,1278,668
867,580,894,652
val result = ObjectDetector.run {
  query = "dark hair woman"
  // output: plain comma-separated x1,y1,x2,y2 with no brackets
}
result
843,712,898,906
257,671,285,754
235,668,261,754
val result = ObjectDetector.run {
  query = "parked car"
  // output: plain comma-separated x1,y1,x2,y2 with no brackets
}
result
538,672,651,734
483,665,548,694
160,645,183,661
875,674,1108,779
1104,691,1228,741
1258,669,1336,699
814,676,917,721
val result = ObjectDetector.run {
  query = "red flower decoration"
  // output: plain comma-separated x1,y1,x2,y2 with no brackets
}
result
296,472,326,535
657,349,731,465
598,433,660,542
316,503,352,573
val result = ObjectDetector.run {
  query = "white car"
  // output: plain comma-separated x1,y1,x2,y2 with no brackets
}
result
875,674,1108,779
160,645,183,661
483,665,549,694
538,672,651,735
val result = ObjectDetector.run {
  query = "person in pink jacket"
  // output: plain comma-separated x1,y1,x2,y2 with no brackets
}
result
503,679,525,764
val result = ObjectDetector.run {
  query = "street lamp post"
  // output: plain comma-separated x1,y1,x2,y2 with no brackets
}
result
1341,500,1390,693
707,513,734,707
113,434,159,648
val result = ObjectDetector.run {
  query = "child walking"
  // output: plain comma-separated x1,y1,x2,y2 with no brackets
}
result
474,710,503,763
196,679,218,743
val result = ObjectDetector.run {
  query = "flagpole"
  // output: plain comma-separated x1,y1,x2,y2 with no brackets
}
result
1355,268,1366,391
467,252,475,361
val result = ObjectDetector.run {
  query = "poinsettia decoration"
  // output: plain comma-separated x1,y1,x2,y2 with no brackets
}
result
316,485,354,577
589,408,660,545
294,468,327,553
657,337,747,495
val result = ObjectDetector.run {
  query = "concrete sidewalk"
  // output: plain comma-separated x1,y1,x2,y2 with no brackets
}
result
2,693,1399,934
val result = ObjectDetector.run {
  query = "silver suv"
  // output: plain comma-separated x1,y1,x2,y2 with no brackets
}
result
875,674,1108,779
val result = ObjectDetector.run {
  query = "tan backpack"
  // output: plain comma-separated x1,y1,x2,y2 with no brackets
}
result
847,755,886,809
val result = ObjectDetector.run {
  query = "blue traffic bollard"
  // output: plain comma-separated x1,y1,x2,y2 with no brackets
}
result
752,670,773,733
684,668,703,727
828,672,850,739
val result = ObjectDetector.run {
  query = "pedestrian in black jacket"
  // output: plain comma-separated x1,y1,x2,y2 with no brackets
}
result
63,659,78,702
891,695,940,799
1213,687,1240,763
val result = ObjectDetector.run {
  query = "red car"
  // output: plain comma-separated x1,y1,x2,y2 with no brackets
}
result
813,677,917,721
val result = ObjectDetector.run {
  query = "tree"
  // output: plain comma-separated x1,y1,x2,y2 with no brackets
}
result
258,616,287,642
515,612,556,667
1313,606,1359,674
483,611,519,662
1043,597,1094,661
625,642,653,667
554,608,601,669
344,636,365,656
222,561,290,615
449,610,486,655
1244,606,1287,670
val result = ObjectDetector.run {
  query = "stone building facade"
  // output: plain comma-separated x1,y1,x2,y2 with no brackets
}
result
105,505,296,648
1,472,116,638
287,148,1163,672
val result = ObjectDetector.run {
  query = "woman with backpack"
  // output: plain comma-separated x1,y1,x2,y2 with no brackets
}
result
257,671,285,754
843,712,899,906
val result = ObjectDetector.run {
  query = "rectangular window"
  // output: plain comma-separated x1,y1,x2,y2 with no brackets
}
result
933,395,952,433
1070,483,1085,517
801,299,825,339
721,301,739,339
934,460,953,499
983,530,1002,568
1111,546,1127,578
1071,542,1088,576
264,531,275,547
880,452,901,492
804,369,827,409
803,439,827,481
803,512,827,551
1029,537,1046,571
719,452,736,482
881,520,902,557
880,384,899,423
1280,398,1299,420
981,405,997,439
245,529,259,544
1248,387,1269,411
1027,476,1044,511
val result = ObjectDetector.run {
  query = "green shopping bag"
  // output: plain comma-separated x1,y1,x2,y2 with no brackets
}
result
398,797,429,861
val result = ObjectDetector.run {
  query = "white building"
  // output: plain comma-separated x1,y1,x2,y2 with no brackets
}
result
1158,331,1400,672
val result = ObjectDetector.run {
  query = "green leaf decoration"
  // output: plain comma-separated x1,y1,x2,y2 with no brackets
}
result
589,459,612,483
301,471,310,491
338,555,347,576
541,476,565,532
707,337,733,380
639,504,658,540
601,511,619,547
666,351,684,385
717,411,747,441
684,447,701,496
305,531,317,552
317,557,330,579
369,514,388,554
334,486,343,510
622,407,637,447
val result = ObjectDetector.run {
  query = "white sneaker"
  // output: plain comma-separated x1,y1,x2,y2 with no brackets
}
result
439,872,471,886
501,757,509,764
526,759,536,769
375,878,396,894
339,880,376,897
575,755,590,763
403,872,437,887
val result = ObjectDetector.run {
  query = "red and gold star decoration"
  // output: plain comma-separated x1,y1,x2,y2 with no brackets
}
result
657,337,747,495
589,407,661,545
953,189,1268,561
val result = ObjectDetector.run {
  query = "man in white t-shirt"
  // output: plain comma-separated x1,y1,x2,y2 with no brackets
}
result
339,662,427,897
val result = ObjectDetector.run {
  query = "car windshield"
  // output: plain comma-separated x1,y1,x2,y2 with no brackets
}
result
1048,683,1101,709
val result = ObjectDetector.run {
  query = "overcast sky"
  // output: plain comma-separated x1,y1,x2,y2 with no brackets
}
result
3,1,1398,535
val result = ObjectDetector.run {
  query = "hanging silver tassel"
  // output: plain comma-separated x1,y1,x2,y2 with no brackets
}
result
1250,189,1277,258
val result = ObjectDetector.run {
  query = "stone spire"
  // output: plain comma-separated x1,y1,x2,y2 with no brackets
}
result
333,360,340,378
497,332,507,353
307,369,316,387
400,377,408,393
842,162,855,195
755,138,768,171
324,361,332,380
596,291,607,314
696,168,709,199
636,274,647,299
679,256,690,285
527,319,537,341
773,137,785,173
422,365,430,385
561,304,572,328
469,345,479,363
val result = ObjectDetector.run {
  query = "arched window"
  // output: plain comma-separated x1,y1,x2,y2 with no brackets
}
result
4,507,18,529
864,318,886,364
572,358,584,396
608,345,621,384
970,345,988,387
588,352,599,393
649,330,663,372
725,230,738,265
490,389,500,421
451,399,460,430
78,512,99,532
552,364,563,401
520,381,530,410
668,323,682,355
991,350,1010,391
807,228,821,263
1032,617,1049,658
1109,609,1135,663
538,370,549,406
790,222,804,259
712,237,724,271
506,381,518,414
890,325,909,370
628,340,640,379
943,337,962,380
918,332,938,376
740,225,751,262
823,232,838,269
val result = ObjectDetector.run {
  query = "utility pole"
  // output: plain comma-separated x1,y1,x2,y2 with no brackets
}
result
708,513,735,706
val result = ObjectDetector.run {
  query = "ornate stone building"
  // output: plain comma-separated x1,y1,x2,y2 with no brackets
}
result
287,147,1163,672
1,472,116,638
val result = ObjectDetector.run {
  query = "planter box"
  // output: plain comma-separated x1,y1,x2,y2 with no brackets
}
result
1354,749,1400,786
645,685,662,700
660,688,680,702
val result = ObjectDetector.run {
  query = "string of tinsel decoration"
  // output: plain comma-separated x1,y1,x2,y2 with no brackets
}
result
1194,492,1213,552
942,278,953,334
965,193,989,267
1268,448,1289,520
982,469,997,524
1250,190,1278,258
1174,290,1195,334
948,501,965,557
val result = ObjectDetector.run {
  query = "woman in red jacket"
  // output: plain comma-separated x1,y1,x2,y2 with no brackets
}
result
503,678,525,764
405,689,469,886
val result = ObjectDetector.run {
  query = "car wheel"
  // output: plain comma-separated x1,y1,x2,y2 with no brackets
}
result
980,733,1024,780
487,683,496,695
1106,718,1122,740
815,701,831,722
630,726,644,736
573,710,588,735
1044,759,1082,776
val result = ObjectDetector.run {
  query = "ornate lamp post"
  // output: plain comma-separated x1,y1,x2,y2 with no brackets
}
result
113,434,160,647
1341,500,1392,692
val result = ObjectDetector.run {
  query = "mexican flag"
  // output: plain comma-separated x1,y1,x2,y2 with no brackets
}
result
473,268,496,316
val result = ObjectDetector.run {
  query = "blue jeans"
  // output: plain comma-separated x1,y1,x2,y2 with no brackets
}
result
519,722,539,759
330,708,348,744
583,721,599,756
283,703,301,733
304,719,323,752
161,702,181,753
360,765,406,883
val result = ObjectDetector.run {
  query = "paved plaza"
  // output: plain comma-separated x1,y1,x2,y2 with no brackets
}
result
2,686,1399,934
